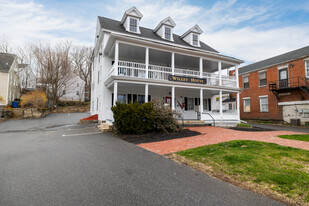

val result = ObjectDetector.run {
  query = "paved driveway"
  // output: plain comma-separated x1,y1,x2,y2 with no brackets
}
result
0,114,282,206
139,127,308,155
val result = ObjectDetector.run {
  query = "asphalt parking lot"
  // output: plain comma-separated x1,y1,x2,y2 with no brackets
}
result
0,113,283,206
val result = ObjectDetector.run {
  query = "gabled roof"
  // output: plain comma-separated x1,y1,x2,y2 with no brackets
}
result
154,17,176,32
180,24,203,39
240,45,309,75
120,6,143,24
98,16,218,53
0,53,16,72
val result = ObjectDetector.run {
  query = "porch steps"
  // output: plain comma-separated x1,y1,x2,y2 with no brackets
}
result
178,120,211,127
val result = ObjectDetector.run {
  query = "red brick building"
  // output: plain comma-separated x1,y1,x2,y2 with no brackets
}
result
233,45,309,125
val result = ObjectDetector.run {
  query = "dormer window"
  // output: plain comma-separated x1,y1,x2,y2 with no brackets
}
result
181,24,203,47
120,7,143,34
192,34,198,46
129,18,138,32
154,17,176,42
165,27,171,40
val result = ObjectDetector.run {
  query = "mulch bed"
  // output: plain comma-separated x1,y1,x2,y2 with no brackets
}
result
116,129,201,144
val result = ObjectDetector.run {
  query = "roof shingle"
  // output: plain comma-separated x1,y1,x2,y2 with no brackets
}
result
0,53,16,72
240,45,309,74
98,16,219,53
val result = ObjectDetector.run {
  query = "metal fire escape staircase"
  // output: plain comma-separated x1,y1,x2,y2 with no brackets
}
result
269,77,309,100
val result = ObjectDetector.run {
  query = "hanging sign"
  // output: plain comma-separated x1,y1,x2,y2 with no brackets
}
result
168,75,207,84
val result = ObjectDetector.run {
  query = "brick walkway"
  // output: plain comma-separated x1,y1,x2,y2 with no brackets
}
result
138,127,309,155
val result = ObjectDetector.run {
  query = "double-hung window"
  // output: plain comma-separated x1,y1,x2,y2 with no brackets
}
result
305,60,309,78
192,34,198,46
259,71,267,86
129,18,137,32
243,75,249,89
259,96,268,112
165,27,171,40
243,98,250,112
188,98,194,110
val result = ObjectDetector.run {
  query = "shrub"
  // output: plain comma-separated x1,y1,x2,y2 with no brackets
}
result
20,90,48,108
111,99,180,134
57,101,88,107
152,99,180,133
112,102,155,134
0,96,4,104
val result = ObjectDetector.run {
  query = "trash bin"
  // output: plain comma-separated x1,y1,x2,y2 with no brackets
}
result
12,101,19,108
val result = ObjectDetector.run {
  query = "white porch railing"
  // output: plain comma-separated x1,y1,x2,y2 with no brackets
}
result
110,60,237,88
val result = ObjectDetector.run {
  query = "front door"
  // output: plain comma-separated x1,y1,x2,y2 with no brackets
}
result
279,68,288,88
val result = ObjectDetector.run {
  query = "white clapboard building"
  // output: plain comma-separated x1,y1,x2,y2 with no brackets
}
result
91,6,243,126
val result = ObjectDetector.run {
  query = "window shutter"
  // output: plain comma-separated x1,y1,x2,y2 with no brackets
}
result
208,99,211,111
148,95,151,102
112,93,114,106
185,97,188,111
195,98,198,106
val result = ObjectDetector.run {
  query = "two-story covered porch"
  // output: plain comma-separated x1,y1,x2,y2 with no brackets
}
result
101,38,241,126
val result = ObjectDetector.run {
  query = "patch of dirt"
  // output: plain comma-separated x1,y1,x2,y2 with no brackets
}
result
229,126,275,132
116,129,201,144
51,105,90,113
167,154,307,206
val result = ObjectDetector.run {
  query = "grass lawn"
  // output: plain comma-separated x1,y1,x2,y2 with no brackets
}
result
278,134,309,142
172,140,309,205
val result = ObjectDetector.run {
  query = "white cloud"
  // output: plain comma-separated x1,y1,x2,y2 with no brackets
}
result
204,25,309,64
0,0,94,48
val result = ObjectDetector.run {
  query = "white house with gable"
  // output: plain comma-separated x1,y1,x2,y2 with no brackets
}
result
59,73,85,102
90,6,243,126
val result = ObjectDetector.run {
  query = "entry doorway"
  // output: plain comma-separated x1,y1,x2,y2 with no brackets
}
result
279,68,288,88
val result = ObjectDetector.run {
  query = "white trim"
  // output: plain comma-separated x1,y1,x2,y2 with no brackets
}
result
278,64,288,70
243,97,250,99
243,97,250,112
258,69,267,73
259,95,268,98
278,100,309,106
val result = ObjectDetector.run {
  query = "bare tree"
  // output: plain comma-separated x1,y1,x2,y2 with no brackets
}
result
71,46,93,101
16,44,37,95
32,41,74,105
0,35,11,53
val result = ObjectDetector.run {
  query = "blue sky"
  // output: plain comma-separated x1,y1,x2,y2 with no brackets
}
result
1,0,309,65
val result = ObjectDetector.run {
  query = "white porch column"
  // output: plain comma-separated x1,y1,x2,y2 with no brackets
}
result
145,47,149,78
219,90,223,125
218,61,222,86
145,84,149,103
237,92,240,121
171,52,175,75
199,58,203,78
171,86,175,110
113,82,118,106
235,65,240,121
235,64,239,87
200,89,203,113
114,42,119,76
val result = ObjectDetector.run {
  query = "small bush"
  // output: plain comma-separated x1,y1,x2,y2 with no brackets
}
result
21,90,48,108
0,96,4,104
111,99,180,134
237,123,252,128
112,102,155,134
152,99,180,133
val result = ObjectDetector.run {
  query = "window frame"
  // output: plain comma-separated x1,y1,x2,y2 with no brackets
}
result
164,26,172,40
187,98,194,111
259,96,269,112
258,70,267,87
243,97,250,112
129,17,138,33
305,59,309,78
192,34,198,46
243,75,249,89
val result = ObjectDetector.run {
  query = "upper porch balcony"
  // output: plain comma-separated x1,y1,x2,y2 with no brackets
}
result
105,42,239,89
108,60,237,88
